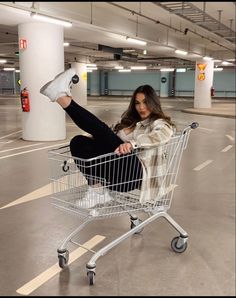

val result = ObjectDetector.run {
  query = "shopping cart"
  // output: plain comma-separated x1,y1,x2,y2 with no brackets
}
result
48,122,198,285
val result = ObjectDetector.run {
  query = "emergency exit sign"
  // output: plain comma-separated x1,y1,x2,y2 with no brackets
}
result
19,39,27,49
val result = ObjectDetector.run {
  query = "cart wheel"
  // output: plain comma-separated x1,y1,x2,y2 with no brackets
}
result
130,218,144,234
58,250,69,268
72,74,79,84
171,236,187,253
87,271,95,286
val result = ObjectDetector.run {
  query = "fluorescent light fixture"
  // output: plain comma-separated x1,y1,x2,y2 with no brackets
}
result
213,59,222,63
0,59,7,64
222,61,231,65
31,13,72,27
130,66,147,70
143,50,147,55
160,68,175,72
114,66,124,69
86,64,97,67
227,58,235,62
126,37,147,45
175,49,188,55
87,69,93,72
4,68,15,71
123,49,135,53
63,42,70,46
118,69,131,72
15,70,20,73
203,56,213,60
214,68,223,71
87,67,97,70
176,68,186,72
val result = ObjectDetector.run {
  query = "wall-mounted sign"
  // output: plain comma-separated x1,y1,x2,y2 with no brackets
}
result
197,63,207,81
19,39,27,50
82,71,87,81
17,79,21,86
161,77,167,83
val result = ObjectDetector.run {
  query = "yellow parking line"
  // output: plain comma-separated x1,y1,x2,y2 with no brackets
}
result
16,235,106,295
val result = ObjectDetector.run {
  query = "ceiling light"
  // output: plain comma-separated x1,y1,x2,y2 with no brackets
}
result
214,68,223,71
143,50,147,55
87,67,97,70
87,69,93,72
130,66,147,70
118,69,131,72
86,64,97,67
213,59,222,62
123,49,135,53
31,12,72,27
4,68,15,71
63,42,70,46
15,70,20,73
0,59,7,64
203,56,213,60
176,68,186,72
126,37,147,45
175,49,188,55
160,68,175,72
114,66,124,69
222,61,231,65
227,58,235,62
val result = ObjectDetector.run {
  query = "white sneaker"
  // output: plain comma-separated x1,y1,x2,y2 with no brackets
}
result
76,186,113,209
40,68,77,102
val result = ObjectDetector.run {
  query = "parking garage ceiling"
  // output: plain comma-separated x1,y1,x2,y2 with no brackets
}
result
0,2,235,70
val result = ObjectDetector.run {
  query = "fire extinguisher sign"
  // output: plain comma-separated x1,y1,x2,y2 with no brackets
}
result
19,39,27,50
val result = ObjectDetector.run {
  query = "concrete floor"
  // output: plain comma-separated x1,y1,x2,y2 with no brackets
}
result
0,95,235,296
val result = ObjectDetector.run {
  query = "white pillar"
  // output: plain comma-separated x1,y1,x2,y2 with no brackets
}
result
194,59,214,108
18,22,65,141
70,62,87,106
160,72,169,98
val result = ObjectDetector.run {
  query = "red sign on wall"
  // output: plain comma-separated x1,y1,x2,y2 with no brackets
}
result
19,39,27,50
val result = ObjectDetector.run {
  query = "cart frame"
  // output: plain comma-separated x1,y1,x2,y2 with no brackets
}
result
48,122,198,285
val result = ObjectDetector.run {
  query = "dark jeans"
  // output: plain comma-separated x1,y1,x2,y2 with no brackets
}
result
65,99,143,192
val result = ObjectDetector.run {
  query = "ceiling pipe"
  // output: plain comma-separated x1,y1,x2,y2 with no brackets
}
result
108,2,234,53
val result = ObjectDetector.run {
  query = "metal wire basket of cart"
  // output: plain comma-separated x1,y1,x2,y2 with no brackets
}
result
48,122,199,285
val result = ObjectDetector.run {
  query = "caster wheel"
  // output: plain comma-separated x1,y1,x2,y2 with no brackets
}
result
58,250,69,268
130,218,144,234
72,74,79,84
87,271,95,285
171,236,187,253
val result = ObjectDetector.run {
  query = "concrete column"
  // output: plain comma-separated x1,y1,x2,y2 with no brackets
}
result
70,62,87,106
160,72,169,98
90,70,100,96
194,59,214,108
18,22,65,141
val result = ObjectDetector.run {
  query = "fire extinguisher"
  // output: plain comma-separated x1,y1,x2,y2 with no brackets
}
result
20,87,30,112
210,86,215,97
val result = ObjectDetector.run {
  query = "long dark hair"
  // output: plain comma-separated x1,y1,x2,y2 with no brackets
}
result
113,84,174,132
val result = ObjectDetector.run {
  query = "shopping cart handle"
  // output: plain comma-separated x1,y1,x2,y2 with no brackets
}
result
190,122,199,129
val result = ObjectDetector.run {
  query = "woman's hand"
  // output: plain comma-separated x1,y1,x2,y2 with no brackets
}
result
114,142,133,155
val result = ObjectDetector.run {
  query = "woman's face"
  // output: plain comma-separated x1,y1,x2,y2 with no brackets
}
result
135,92,152,120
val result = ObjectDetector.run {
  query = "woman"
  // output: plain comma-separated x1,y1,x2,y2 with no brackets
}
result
40,68,175,206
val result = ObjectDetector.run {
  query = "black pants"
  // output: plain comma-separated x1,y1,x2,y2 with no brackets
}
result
65,100,143,192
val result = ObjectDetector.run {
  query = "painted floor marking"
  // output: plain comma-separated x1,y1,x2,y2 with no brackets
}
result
0,183,52,210
221,145,233,152
0,142,69,160
0,142,43,154
225,135,234,142
193,160,213,171
0,172,83,210
16,235,106,295
0,130,22,140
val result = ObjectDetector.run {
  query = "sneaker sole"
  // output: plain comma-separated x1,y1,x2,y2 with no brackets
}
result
40,70,75,100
